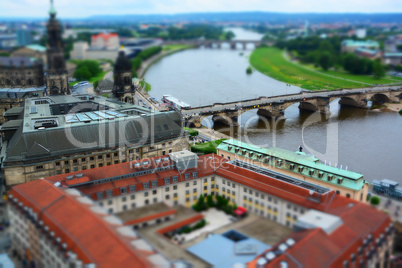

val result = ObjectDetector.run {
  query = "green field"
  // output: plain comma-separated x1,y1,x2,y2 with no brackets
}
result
190,139,226,154
250,47,402,91
162,44,194,51
140,81,152,92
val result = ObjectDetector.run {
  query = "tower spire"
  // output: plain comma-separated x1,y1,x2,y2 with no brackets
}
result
49,0,57,17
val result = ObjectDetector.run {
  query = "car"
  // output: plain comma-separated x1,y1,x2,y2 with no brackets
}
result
78,81,89,86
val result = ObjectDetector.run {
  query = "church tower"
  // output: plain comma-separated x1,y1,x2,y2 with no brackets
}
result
46,0,70,95
113,51,135,103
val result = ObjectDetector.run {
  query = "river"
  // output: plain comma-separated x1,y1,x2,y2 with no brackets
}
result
145,28,402,183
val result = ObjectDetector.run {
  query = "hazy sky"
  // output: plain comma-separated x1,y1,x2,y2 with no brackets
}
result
1,0,402,18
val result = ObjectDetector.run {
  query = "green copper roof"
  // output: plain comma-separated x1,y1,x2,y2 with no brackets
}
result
341,39,379,48
217,139,366,191
49,0,57,15
26,44,46,52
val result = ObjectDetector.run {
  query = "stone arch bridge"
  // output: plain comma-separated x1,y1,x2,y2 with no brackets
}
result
163,40,272,50
182,86,402,127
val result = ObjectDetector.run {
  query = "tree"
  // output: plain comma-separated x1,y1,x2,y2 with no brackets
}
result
73,66,91,81
224,31,235,41
397,44,402,52
207,195,215,207
373,60,385,79
370,196,381,206
318,52,332,71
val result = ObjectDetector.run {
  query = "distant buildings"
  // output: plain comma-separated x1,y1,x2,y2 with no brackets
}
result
11,44,47,65
16,29,32,46
70,33,121,61
341,39,380,53
217,139,369,203
383,52,402,66
10,150,392,267
0,34,17,49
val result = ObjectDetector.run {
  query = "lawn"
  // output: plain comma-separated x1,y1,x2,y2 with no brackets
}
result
249,47,401,91
162,44,194,51
139,81,152,92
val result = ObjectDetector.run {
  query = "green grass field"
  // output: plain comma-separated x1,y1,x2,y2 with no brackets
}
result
162,44,194,51
250,47,402,91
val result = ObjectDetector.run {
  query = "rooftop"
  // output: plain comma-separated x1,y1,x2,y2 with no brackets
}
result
342,39,380,48
9,179,156,267
25,44,46,52
1,94,184,163
218,139,365,191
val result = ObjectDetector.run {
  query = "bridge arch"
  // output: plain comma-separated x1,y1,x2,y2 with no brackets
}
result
371,93,391,103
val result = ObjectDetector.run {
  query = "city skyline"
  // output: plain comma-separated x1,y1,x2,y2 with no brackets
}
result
1,0,402,19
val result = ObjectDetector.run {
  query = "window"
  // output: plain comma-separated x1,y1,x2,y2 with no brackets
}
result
211,177,215,182
166,195,170,200
82,166,87,170
56,170,61,174
244,187,247,193
122,197,127,202
204,178,207,183
64,161,69,165
108,208,113,214
343,260,349,268
55,162,60,166
223,180,226,185
98,155,102,160
131,194,135,200
98,163,103,168
129,185,136,192
204,186,207,190
153,198,157,203
192,172,198,178
256,192,259,197
36,165,43,170
151,180,157,187
96,192,104,199
336,190,340,195
90,165,95,169
144,192,149,197
108,200,113,205
173,176,178,183
143,182,149,189
193,181,197,185
173,185,177,190
90,157,95,161
152,190,157,195
261,194,265,199
106,190,113,197
145,200,149,205
227,182,230,186
232,183,236,188
193,188,197,193
184,174,190,180
249,190,252,194
131,203,136,208
65,169,70,173
186,190,190,194
186,182,189,187
346,193,351,198
174,193,178,197
164,178,170,184
287,204,291,209
166,187,170,192
114,152,118,157
120,187,127,194
73,159,78,164
74,167,78,171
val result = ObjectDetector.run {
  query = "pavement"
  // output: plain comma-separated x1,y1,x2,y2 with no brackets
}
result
374,194,402,223
71,83,94,95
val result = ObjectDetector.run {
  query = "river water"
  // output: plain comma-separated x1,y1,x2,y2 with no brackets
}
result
145,28,402,183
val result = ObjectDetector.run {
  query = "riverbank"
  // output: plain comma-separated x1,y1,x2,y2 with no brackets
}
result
138,44,195,78
249,47,402,91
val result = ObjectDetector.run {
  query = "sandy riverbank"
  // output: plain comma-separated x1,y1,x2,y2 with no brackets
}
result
384,103,402,113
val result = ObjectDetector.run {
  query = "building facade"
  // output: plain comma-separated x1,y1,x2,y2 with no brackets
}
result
91,33,119,49
217,139,369,202
42,151,393,267
0,95,188,187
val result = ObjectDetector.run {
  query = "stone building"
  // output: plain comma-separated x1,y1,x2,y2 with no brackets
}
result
0,94,188,187
45,0,70,95
38,151,393,267
113,51,136,103
217,139,369,203
0,57,45,124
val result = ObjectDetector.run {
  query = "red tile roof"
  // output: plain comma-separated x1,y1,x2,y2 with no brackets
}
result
92,33,118,40
9,179,152,267
157,214,204,235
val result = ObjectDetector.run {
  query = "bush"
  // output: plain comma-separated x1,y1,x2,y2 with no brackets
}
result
246,66,253,74
73,66,92,81
184,127,199,137
370,196,381,206
138,46,162,60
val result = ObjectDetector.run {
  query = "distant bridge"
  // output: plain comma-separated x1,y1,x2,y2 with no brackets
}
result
182,86,402,127
163,39,272,50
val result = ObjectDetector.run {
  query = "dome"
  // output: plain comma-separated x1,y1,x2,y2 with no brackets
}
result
114,51,132,72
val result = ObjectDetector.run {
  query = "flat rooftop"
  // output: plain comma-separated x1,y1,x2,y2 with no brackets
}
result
229,159,331,194
116,202,174,224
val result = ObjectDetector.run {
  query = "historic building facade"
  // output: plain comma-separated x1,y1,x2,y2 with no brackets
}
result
0,95,188,187
217,139,369,203
113,51,136,103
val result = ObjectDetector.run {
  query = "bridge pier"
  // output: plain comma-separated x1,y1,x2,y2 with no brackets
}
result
217,42,222,49
242,42,247,50
230,42,236,50
257,107,285,121
187,116,202,128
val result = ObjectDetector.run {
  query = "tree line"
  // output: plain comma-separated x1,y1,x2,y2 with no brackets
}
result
276,36,385,79
130,46,162,77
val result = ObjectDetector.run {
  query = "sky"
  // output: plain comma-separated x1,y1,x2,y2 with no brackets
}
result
1,0,402,18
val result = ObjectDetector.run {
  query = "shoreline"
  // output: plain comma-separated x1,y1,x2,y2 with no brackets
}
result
138,45,195,78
